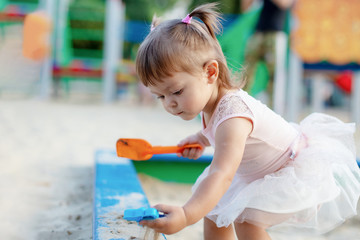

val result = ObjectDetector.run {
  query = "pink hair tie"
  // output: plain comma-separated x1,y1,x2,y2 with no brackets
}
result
182,14,192,24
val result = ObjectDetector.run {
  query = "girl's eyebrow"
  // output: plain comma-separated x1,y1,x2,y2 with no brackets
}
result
150,90,160,95
167,83,183,92
149,80,182,95
150,88,167,95
150,86,178,95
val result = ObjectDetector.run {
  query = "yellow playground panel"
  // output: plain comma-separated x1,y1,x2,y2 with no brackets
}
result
292,0,360,64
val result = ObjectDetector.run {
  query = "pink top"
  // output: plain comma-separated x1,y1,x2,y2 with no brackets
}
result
201,89,299,182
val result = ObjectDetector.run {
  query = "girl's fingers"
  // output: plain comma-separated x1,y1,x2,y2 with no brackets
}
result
153,203,172,213
178,138,191,147
178,134,199,147
193,148,200,157
181,147,201,159
177,141,186,147
194,150,202,159
140,204,171,231
140,217,165,229
187,148,195,159
181,148,189,157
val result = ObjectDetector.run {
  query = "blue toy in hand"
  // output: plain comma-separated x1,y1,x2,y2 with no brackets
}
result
124,207,164,222
124,207,168,240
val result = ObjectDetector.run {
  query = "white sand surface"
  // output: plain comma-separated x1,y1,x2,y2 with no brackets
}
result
0,98,201,240
0,98,359,240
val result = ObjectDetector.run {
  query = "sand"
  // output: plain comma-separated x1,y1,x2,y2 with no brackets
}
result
0,98,359,240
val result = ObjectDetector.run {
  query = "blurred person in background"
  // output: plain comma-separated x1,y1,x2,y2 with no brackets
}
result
242,0,294,108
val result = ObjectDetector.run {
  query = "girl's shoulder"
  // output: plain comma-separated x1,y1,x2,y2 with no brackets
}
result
212,89,254,128
202,89,256,145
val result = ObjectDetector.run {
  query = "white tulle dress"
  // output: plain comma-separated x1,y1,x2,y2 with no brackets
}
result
192,89,360,234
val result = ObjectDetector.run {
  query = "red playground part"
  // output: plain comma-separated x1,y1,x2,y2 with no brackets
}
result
335,71,352,94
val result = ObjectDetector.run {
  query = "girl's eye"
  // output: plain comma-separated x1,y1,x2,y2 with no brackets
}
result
173,89,183,95
157,95,164,100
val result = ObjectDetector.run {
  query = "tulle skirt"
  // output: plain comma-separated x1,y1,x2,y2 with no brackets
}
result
192,113,360,234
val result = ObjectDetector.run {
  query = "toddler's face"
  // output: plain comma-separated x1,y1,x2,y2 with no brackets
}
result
148,71,215,120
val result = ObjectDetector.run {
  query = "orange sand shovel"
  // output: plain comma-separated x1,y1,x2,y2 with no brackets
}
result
116,138,203,160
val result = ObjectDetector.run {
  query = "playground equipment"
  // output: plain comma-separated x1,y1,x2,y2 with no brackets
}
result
1,0,127,101
335,71,352,94
51,0,126,101
133,153,213,184
0,0,54,98
0,4,26,22
288,0,360,123
219,9,265,96
116,138,202,161
94,150,166,240
22,11,51,60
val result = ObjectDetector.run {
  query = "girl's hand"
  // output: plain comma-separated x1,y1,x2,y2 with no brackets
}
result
139,204,187,235
177,133,207,159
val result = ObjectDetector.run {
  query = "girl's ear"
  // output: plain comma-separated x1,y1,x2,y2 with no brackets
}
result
203,60,219,84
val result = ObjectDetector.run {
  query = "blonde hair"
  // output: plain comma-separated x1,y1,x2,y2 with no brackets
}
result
136,3,240,89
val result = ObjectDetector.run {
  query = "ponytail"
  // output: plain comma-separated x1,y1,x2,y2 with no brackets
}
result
188,2,222,39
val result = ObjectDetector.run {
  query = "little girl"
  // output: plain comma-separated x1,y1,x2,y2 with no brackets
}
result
135,3,360,239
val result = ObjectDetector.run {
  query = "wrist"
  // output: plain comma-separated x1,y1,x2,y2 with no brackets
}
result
196,131,209,146
182,205,196,226
182,206,190,226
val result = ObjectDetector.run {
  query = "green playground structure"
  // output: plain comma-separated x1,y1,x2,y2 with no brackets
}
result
0,0,136,101
219,9,269,96
1,0,271,102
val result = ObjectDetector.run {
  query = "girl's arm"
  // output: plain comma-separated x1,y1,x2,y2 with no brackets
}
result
271,0,295,9
241,0,255,12
242,0,295,12
140,117,252,234
182,117,252,225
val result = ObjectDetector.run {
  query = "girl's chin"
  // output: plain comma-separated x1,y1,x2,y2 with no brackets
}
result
179,113,198,121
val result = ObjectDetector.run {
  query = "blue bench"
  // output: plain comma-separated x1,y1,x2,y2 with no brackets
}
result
93,149,165,240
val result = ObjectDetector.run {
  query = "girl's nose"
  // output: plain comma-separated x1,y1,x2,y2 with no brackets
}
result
165,97,177,109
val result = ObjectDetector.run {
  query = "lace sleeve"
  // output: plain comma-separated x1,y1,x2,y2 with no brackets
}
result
212,94,254,130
